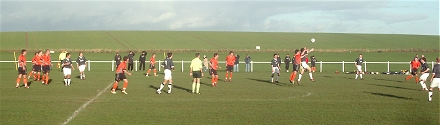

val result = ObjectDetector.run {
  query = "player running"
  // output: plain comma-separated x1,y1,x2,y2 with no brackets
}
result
156,52,175,94
16,49,29,88
406,57,421,83
271,54,281,83
62,53,75,86
419,57,429,91
210,53,221,87
190,53,204,94
76,52,87,80
111,56,132,94
355,54,364,80
225,51,235,82
146,53,157,77
41,49,52,85
298,47,314,83
428,57,440,102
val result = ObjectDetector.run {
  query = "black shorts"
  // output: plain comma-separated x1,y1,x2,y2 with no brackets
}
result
210,69,218,75
115,73,127,82
293,64,300,71
33,65,42,72
192,71,202,78
18,67,26,75
149,64,156,69
42,65,51,74
411,68,418,75
226,65,233,72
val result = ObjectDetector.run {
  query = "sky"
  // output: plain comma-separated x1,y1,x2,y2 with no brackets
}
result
1,0,439,35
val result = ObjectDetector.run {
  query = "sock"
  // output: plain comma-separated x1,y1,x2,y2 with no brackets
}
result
211,78,215,85
271,77,274,82
23,79,28,87
67,78,71,85
290,72,294,81
192,82,196,92
355,74,358,79
123,81,128,89
229,73,233,80
168,83,172,92
420,81,425,89
159,83,164,91
422,83,427,89
112,82,118,91
45,76,49,84
147,69,151,75
225,73,228,80
298,74,303,81
405,75,412,80
415,77,419,83
122,88,126,92
154,69,157,74
80,75,83,79
309,72,313,79
37,74,40,80
196,83,200,93
215,77,218,83
428,91,433,101
360,74,363,79
64,79,67,84
27,72,33,78
276,75,279,81
83,74,85,78
33,73,37,79
16,78,20,85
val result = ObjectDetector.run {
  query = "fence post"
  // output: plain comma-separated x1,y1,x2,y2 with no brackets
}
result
320,61,322,72
251,61,253,72
342,61,345,72
387,61,390,72
409,61,411,73
364,61,367,72
158,60,161,72
181,60,184,72
135,60,138,71
112,60,114,71
88,60,90,71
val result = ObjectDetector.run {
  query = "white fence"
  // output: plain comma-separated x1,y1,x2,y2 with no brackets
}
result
1,60,435,73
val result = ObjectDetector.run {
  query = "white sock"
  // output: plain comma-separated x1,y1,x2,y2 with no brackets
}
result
196,83,200,93
428,91,433,101
67,79,71,85
168,83,172,92
276,75,279,81
271,77,273,82
355,74,358,79
309,72,313,79
298,74,303,81
158,83,164,91
420,81,427,89
192,83,196,93
360,74,363,78
64,79,67,84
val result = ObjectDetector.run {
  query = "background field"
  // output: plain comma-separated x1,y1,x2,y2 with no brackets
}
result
0,31,439,125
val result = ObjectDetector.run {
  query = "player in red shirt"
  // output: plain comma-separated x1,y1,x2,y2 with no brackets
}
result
406,57,421,83
210,53,221,86
27,51,39,80
146,53,157,77
41,49,52,85
225,51,235,82
289,49,301,84
16,49,29,88
111,56,132,94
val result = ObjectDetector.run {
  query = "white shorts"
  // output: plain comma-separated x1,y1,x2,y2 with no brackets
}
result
301,62,310,69
420,73,429,81
63,68,72,76
272,67,280,74
78,65,86,72
356,65,362,71
430,78,440,88
164,69,172,80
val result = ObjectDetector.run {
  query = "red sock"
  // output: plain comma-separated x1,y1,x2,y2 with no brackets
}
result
123,81,128,89
112,82,118,91
23,79,28,86
45,76,49,84
16,78,20,84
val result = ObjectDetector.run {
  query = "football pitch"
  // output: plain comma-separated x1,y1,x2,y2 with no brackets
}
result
0,31,439,125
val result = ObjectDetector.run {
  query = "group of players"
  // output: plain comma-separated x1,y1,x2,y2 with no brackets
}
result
404,54,440,102
270,47,316,85
15,49,88,89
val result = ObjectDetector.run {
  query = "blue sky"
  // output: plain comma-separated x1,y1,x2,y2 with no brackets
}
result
1,0,438,35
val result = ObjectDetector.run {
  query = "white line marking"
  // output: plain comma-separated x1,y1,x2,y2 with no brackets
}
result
61,82,113,125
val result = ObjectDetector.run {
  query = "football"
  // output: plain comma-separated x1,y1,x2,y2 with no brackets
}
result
311,38,315,43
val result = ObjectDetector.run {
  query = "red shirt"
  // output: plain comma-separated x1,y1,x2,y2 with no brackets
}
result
294,53,301,64
32,55,38,65
116,61,127,73
210,58,218,70
41,54,51,66
411,60,420,69
18,54,26,67
150,57,155,64
225,55,235,66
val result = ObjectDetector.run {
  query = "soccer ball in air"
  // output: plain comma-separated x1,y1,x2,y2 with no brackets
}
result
311,38,315,43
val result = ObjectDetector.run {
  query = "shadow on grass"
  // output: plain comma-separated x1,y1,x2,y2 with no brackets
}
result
246,78,291,87
364,91,413,100
173,85,192,93
373,78,403,83
368,83,418,91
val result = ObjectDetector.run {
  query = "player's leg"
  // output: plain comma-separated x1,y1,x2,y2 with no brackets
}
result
275,68,280,83
64,68,68,86
196,78,201,94
406,69,415,81
225,70,229,82
306,66,314,81
111,74,119,94
192,78,197,93
419,74,428,90
428,78,439,102
121,79,128,94
167,78,173,94
16,74,22,88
